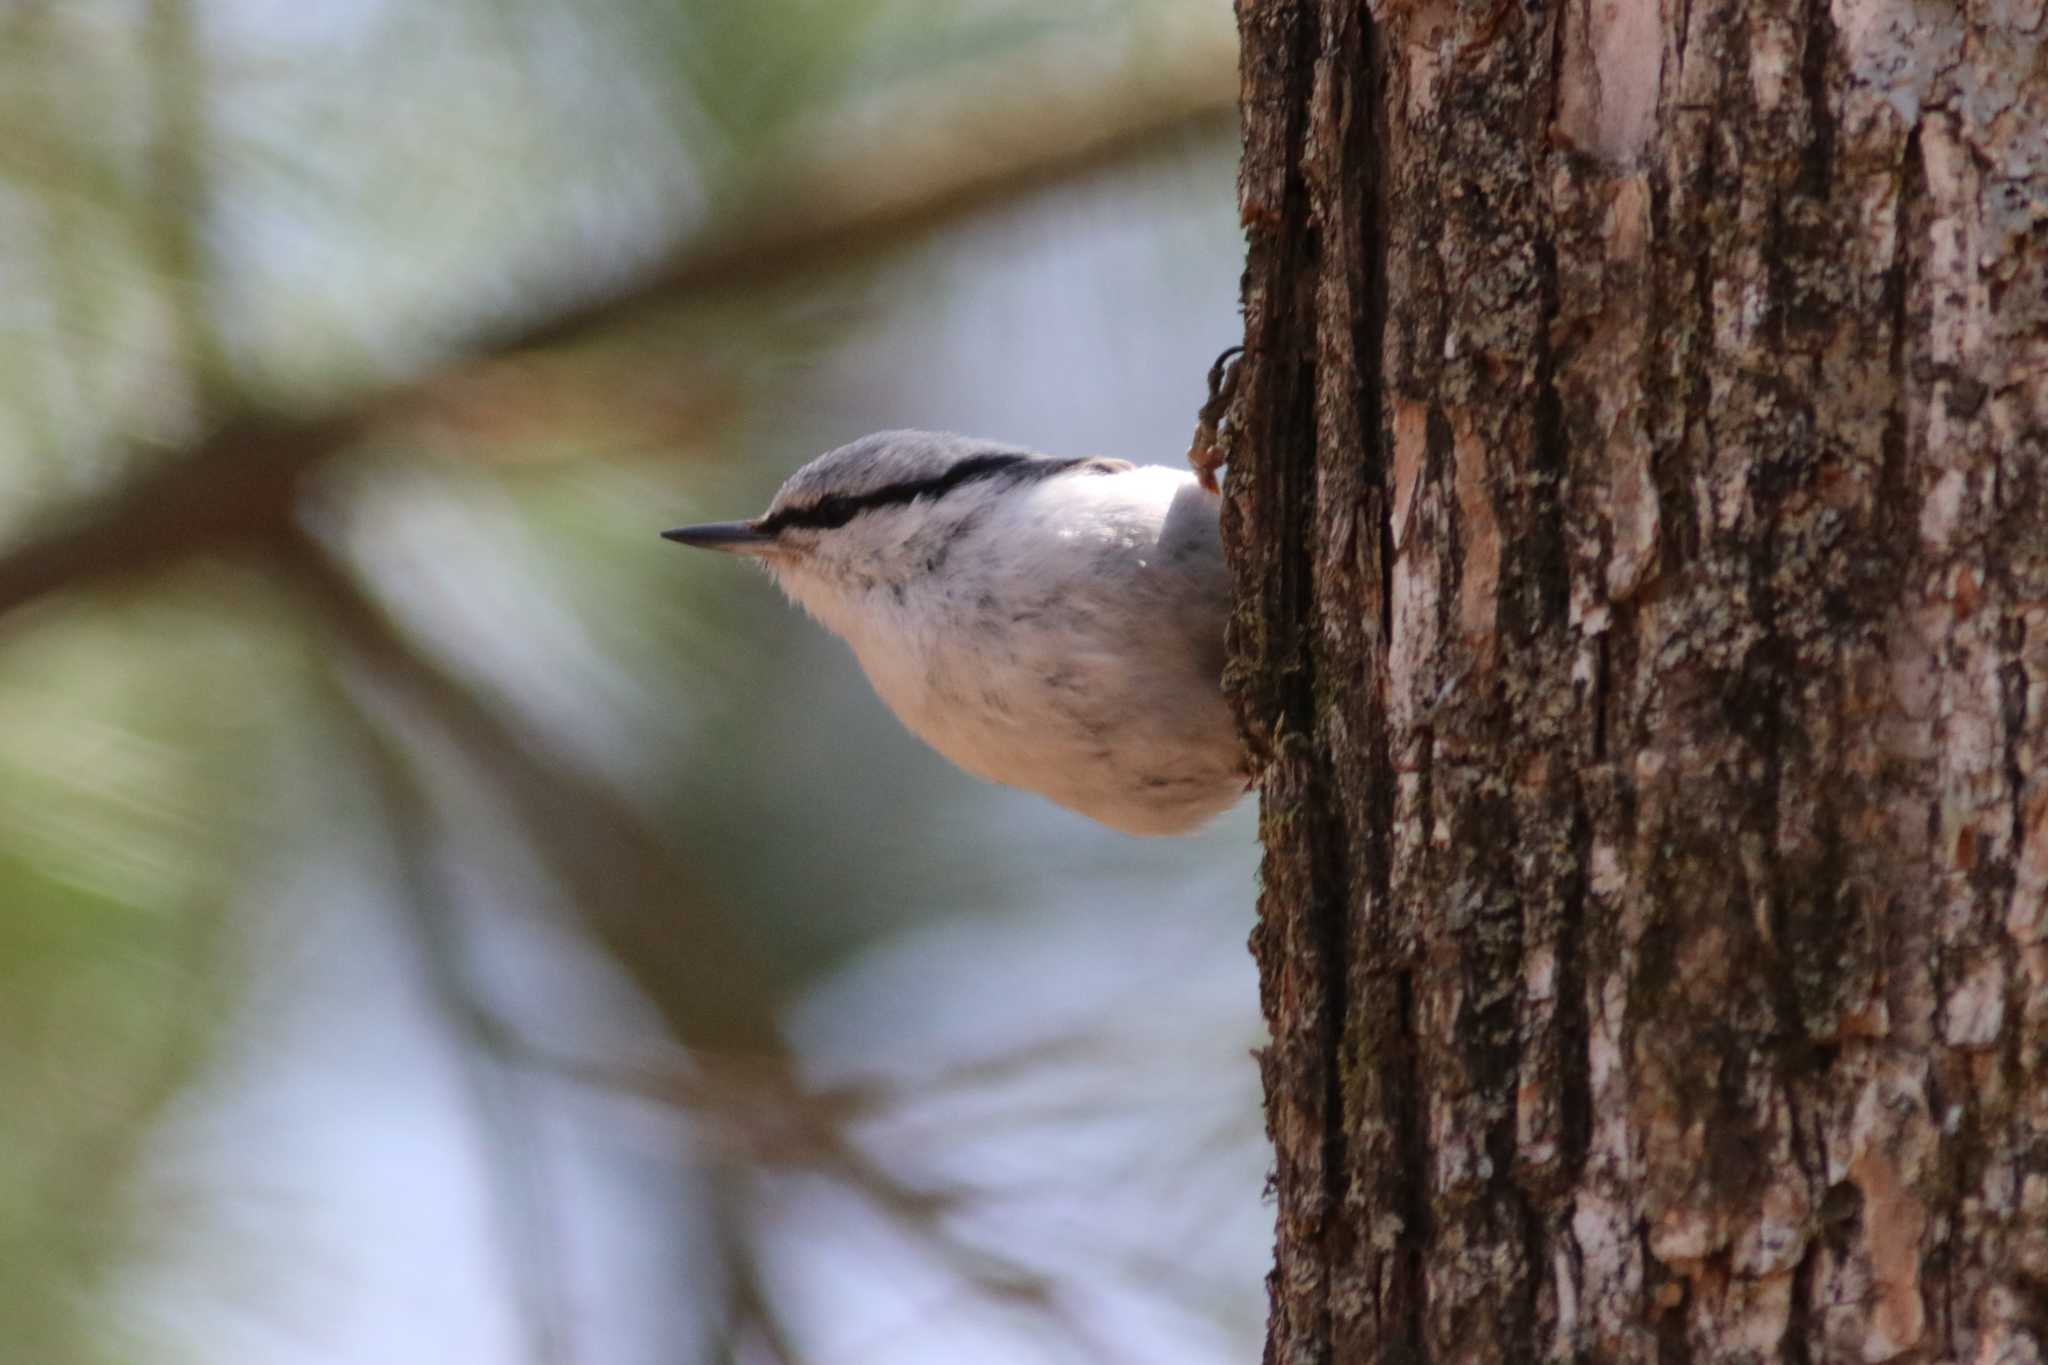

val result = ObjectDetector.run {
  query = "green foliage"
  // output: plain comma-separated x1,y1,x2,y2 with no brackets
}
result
0,589,284,1364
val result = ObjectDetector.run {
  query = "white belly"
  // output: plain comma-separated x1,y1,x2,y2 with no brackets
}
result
833,467,1244,835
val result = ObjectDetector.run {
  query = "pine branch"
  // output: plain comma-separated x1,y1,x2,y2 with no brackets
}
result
0,37,1234,628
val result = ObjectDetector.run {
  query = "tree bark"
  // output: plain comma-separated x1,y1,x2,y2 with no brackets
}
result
1224,0,2048,1361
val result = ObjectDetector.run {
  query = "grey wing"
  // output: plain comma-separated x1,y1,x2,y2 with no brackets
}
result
1153,482,1230,681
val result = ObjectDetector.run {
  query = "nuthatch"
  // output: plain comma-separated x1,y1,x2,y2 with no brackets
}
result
664,430,1244,835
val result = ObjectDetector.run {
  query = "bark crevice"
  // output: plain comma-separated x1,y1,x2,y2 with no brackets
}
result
1233,0,2046,1358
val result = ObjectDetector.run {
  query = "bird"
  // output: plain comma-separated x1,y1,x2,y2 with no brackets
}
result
663,430,1244,835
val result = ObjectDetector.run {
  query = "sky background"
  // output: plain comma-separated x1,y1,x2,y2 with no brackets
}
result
0,3,1263,1362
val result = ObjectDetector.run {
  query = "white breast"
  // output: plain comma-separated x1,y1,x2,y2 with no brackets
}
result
776,464,1243,835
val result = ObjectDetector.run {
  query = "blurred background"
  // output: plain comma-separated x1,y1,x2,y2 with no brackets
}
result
0,2,1262,1362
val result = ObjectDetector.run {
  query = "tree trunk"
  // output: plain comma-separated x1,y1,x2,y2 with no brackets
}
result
1224,0,2048,1361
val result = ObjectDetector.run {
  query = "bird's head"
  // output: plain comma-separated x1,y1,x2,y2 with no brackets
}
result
663,430,1115,627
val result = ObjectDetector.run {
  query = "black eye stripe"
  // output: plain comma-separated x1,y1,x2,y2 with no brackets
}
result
759,453,1094,535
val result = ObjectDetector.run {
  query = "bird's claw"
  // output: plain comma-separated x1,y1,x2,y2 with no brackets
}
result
1188,345,1244,494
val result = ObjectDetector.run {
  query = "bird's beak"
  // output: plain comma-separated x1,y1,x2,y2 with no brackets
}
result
661,521,777,555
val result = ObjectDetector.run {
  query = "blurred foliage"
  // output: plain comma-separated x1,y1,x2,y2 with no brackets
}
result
0,1,1256,1362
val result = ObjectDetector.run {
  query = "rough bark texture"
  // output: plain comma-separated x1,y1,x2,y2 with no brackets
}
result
1224,0,2048,1361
